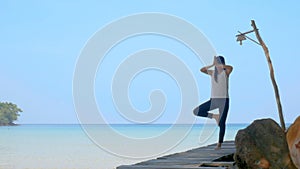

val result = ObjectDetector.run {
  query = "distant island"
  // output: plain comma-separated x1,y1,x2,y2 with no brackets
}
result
0,102,22,126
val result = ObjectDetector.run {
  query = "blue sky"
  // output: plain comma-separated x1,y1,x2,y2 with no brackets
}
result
1,1,300,124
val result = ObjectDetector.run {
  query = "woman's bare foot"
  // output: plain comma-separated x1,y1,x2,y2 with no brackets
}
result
215,143,222,150
212,114,220,124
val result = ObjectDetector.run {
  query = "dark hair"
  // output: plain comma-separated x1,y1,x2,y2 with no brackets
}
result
214,56,226,83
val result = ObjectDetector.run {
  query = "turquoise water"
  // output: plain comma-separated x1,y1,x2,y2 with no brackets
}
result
0,124,248,169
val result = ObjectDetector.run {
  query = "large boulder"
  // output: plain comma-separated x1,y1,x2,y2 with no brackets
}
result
235,118,296,169
286,116,300,168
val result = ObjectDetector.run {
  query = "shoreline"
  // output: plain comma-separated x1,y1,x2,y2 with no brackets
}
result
0,123,18,126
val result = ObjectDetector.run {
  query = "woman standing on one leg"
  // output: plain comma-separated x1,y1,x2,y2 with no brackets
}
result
193,56,233,150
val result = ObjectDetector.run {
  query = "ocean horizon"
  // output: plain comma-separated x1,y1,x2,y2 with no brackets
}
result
0,123,251,169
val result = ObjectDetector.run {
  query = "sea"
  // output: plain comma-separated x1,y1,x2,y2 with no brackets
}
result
0,124,248,169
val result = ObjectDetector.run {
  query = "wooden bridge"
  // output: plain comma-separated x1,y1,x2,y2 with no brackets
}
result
117,141,237,169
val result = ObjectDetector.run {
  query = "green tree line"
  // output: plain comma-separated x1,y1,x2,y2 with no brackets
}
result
0,102,22,126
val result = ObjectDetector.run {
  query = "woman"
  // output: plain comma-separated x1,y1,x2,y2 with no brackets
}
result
193,56,233,150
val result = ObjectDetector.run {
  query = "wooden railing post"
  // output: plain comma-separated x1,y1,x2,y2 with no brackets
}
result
251,20,286,131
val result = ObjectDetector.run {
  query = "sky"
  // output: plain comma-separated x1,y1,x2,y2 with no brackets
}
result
1,1,300,124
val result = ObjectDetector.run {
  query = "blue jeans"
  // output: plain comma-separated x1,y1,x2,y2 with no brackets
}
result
193,98,229,143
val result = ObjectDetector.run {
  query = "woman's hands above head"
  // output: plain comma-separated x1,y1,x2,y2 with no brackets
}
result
213,56,217,65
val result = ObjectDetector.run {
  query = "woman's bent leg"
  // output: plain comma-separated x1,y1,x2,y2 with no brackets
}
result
193,99,213,118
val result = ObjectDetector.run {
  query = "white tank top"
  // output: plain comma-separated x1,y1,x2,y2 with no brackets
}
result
211,70,229,98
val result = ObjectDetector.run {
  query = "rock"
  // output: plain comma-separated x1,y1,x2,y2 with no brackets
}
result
286,116,300,168
235,118,296,169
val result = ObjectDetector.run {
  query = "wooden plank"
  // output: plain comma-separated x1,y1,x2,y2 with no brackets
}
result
117,141,236,169
117,165,228,169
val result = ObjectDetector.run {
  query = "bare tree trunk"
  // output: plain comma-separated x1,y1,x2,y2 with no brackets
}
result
251,20,286,131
